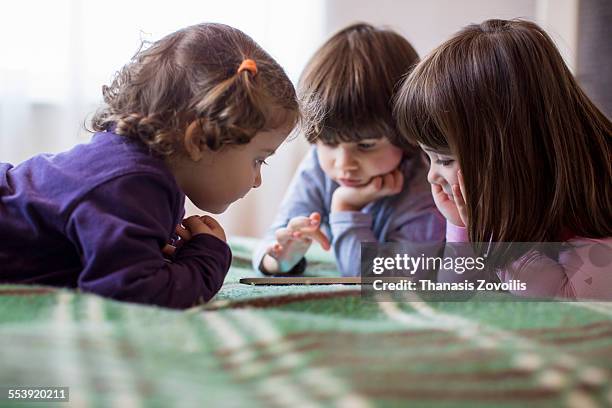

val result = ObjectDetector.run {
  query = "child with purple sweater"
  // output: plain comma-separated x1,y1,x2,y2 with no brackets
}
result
0,23,298,308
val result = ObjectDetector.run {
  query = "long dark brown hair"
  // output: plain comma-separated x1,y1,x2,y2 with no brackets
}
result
395,19,612,243
299,23,419,151
92,23,298,155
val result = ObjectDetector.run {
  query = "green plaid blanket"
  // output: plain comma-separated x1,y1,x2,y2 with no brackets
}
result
1,237,611,407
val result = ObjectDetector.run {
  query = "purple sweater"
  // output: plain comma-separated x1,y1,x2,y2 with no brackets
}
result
0,131,231,309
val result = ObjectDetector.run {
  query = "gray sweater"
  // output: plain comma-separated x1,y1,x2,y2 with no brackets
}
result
253,147,445,276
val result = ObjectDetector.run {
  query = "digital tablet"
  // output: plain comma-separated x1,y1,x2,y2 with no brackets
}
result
239,277,363,285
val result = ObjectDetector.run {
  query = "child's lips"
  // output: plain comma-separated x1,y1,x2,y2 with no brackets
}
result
338,178,363,187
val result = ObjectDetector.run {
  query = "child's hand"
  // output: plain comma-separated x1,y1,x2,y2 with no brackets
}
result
162,223,192,256
263,212,330,273
270,212,330,254
431,170,469,227
162,216,227,256
331,168,404,212
183,215,227,242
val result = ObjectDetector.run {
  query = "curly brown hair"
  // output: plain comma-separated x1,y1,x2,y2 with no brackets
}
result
92,23,298,155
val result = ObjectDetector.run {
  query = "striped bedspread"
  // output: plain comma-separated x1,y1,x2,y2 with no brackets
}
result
1,237,611,407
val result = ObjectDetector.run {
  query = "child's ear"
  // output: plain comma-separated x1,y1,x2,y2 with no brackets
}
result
183,120,205,161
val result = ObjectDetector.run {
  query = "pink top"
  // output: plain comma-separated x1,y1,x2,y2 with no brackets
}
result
446,223,612,300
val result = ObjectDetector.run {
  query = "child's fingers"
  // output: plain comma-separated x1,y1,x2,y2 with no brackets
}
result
394,170,404,192
200,215,227,241
366,176,383,192
275,227,294,244
291,230,312,239
455,171,468,223
200,215,222,230
162,244,176,256
387,169,403,193
457,170,467,203
281,213,327,248
296,212,324,234
291,228,311,243
382,172,394,189
452,183,469,226
291,231,316,248
175,224,192,241
300,212,324,232
308,212,321,226
295,228,328,249
310,228,331,250
287,216,312,231
266,242,283,258
431,183,447,201
182,215,206,232
431,183,451,209
377,170,403,196
287,215,324,243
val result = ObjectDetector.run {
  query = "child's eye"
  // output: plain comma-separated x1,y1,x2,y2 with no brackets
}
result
255,159,268,166
357,142,376,150
436,159,454,167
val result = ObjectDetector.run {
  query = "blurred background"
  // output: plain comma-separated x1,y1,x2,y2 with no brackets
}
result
1,0,609,239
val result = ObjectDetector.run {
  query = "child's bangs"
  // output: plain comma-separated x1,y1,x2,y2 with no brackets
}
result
394,65,452,152
313,119,395,145
408,113,450,153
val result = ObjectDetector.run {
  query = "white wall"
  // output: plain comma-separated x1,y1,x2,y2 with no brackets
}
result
325,0,537,57
324,0,579,68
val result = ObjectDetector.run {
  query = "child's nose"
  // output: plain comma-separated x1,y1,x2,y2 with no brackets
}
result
335,148,358,171
427,166,441,185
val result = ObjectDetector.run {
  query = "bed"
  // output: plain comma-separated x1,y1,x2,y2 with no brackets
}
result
1,237,611,407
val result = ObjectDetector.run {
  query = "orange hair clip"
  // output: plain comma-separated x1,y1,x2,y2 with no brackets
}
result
237,59,258,75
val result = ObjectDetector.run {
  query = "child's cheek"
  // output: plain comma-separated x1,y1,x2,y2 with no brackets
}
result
372,149,402,174
444,165,460,187
318,155,335,178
